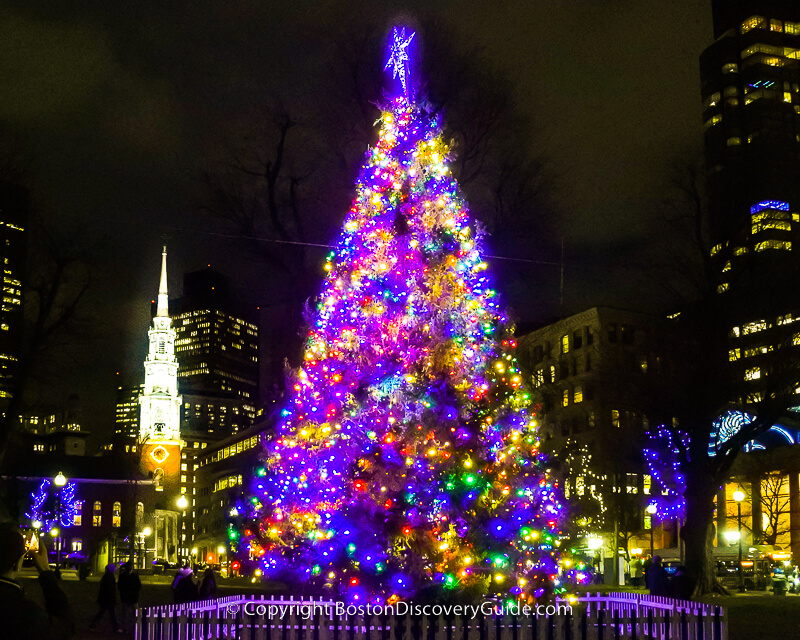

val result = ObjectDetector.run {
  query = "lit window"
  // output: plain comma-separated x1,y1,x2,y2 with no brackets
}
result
73,501,82,526
729,348,741,361
793,333,800,346
744,367,761,381
723,261,731,272
112,502,121,528
93,501,102,527
703,92,720,109
562,389,569,407
561,335,569,354
733,246,748,256
549,365,556,383
640,357,648,372
740,16,766,34
704,114,722,130
72,539,82,552
717,283,729,293
755,240,792,252
710,244,722,256
573,386,583,404
727,137,741,146
611,410,620,428
722,63,738,74
742,321,767,335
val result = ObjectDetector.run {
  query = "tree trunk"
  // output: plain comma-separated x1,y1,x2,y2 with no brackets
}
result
682,470,727,597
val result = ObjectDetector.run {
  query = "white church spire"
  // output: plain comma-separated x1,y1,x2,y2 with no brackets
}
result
139,246,181,444
157,245,169,317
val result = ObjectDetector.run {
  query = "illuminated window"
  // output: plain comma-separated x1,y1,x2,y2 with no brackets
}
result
727,137,741,146
793,333,800,346
729,348,740,361
751,200,790,214
72,539,82,552
710,244,722,256
787,22,800,35
742,321,767,335
93,501,102,527
717,283,729,293
723,261,731,272
112,502,121,528
704,114,722,130
755,240,792,252
771,19,783,32
703,92,720,109
611,410,620,428
740,15,766,33
561,335,569,354
549,365,556,383
73,501,82,526
722,63,738,74
744,367,761,381
562,389,569,407
574,386,583,403
640,357,648,372
136,502,144,527
751,210,791,234
733,246,748,256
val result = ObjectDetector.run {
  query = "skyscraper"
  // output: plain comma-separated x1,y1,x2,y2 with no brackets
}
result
0,183,27,402
171,268,259,435
701,1,800,404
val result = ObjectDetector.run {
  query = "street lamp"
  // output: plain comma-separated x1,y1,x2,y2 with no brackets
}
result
138,526,152,569
177,494,188,562
646,503,657,558
733,489,746,592
54,471,67,487
217,545,227,576
50,527,61,566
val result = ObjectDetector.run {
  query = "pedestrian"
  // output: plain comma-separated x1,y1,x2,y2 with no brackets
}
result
646,555,668,596
117,561,141,633
199,567,217,599
173,565,198,604
89,563,122,633
631,558,643,587
0,524,74,639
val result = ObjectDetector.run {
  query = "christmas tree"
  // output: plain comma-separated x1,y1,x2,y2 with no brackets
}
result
238,27,565,605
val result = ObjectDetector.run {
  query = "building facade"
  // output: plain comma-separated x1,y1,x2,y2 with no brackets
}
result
171,268,260,435
0,183,27,403
701,2,800,405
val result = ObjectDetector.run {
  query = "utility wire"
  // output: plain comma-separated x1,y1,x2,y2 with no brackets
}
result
150,223,564,266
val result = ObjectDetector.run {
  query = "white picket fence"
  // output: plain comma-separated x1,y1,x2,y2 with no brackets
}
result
136,592,726,640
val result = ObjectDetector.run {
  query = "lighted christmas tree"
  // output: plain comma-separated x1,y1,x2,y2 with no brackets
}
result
238,27,566,605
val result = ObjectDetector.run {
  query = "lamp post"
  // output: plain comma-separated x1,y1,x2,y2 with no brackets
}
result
646,503,657,558
139,526,152,569
52,472,67,568
177,494,188,564
733,489,746,592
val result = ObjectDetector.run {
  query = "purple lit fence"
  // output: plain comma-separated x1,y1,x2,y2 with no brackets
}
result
136,592,726,640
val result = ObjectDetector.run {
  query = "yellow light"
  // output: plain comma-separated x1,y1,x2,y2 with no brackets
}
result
439,542,449,551
464,459,472,468
494,574,504,583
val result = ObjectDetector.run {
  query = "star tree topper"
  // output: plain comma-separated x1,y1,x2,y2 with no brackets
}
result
385,26,415,97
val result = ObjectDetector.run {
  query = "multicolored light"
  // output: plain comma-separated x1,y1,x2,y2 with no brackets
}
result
239,27,565,603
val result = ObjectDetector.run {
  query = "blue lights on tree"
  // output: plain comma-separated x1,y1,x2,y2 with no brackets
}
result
24,479,79,531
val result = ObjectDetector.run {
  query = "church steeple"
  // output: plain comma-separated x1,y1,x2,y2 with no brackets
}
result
139,246,181,446
157,245,169,317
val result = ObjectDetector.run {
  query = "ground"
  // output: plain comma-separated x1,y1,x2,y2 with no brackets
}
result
17,572,800,639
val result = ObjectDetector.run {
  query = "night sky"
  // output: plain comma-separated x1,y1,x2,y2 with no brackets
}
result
0,0,712,439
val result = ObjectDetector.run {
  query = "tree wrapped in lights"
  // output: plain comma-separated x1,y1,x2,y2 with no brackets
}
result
643,426,689,521
24,479,79,531
239,27,565,604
